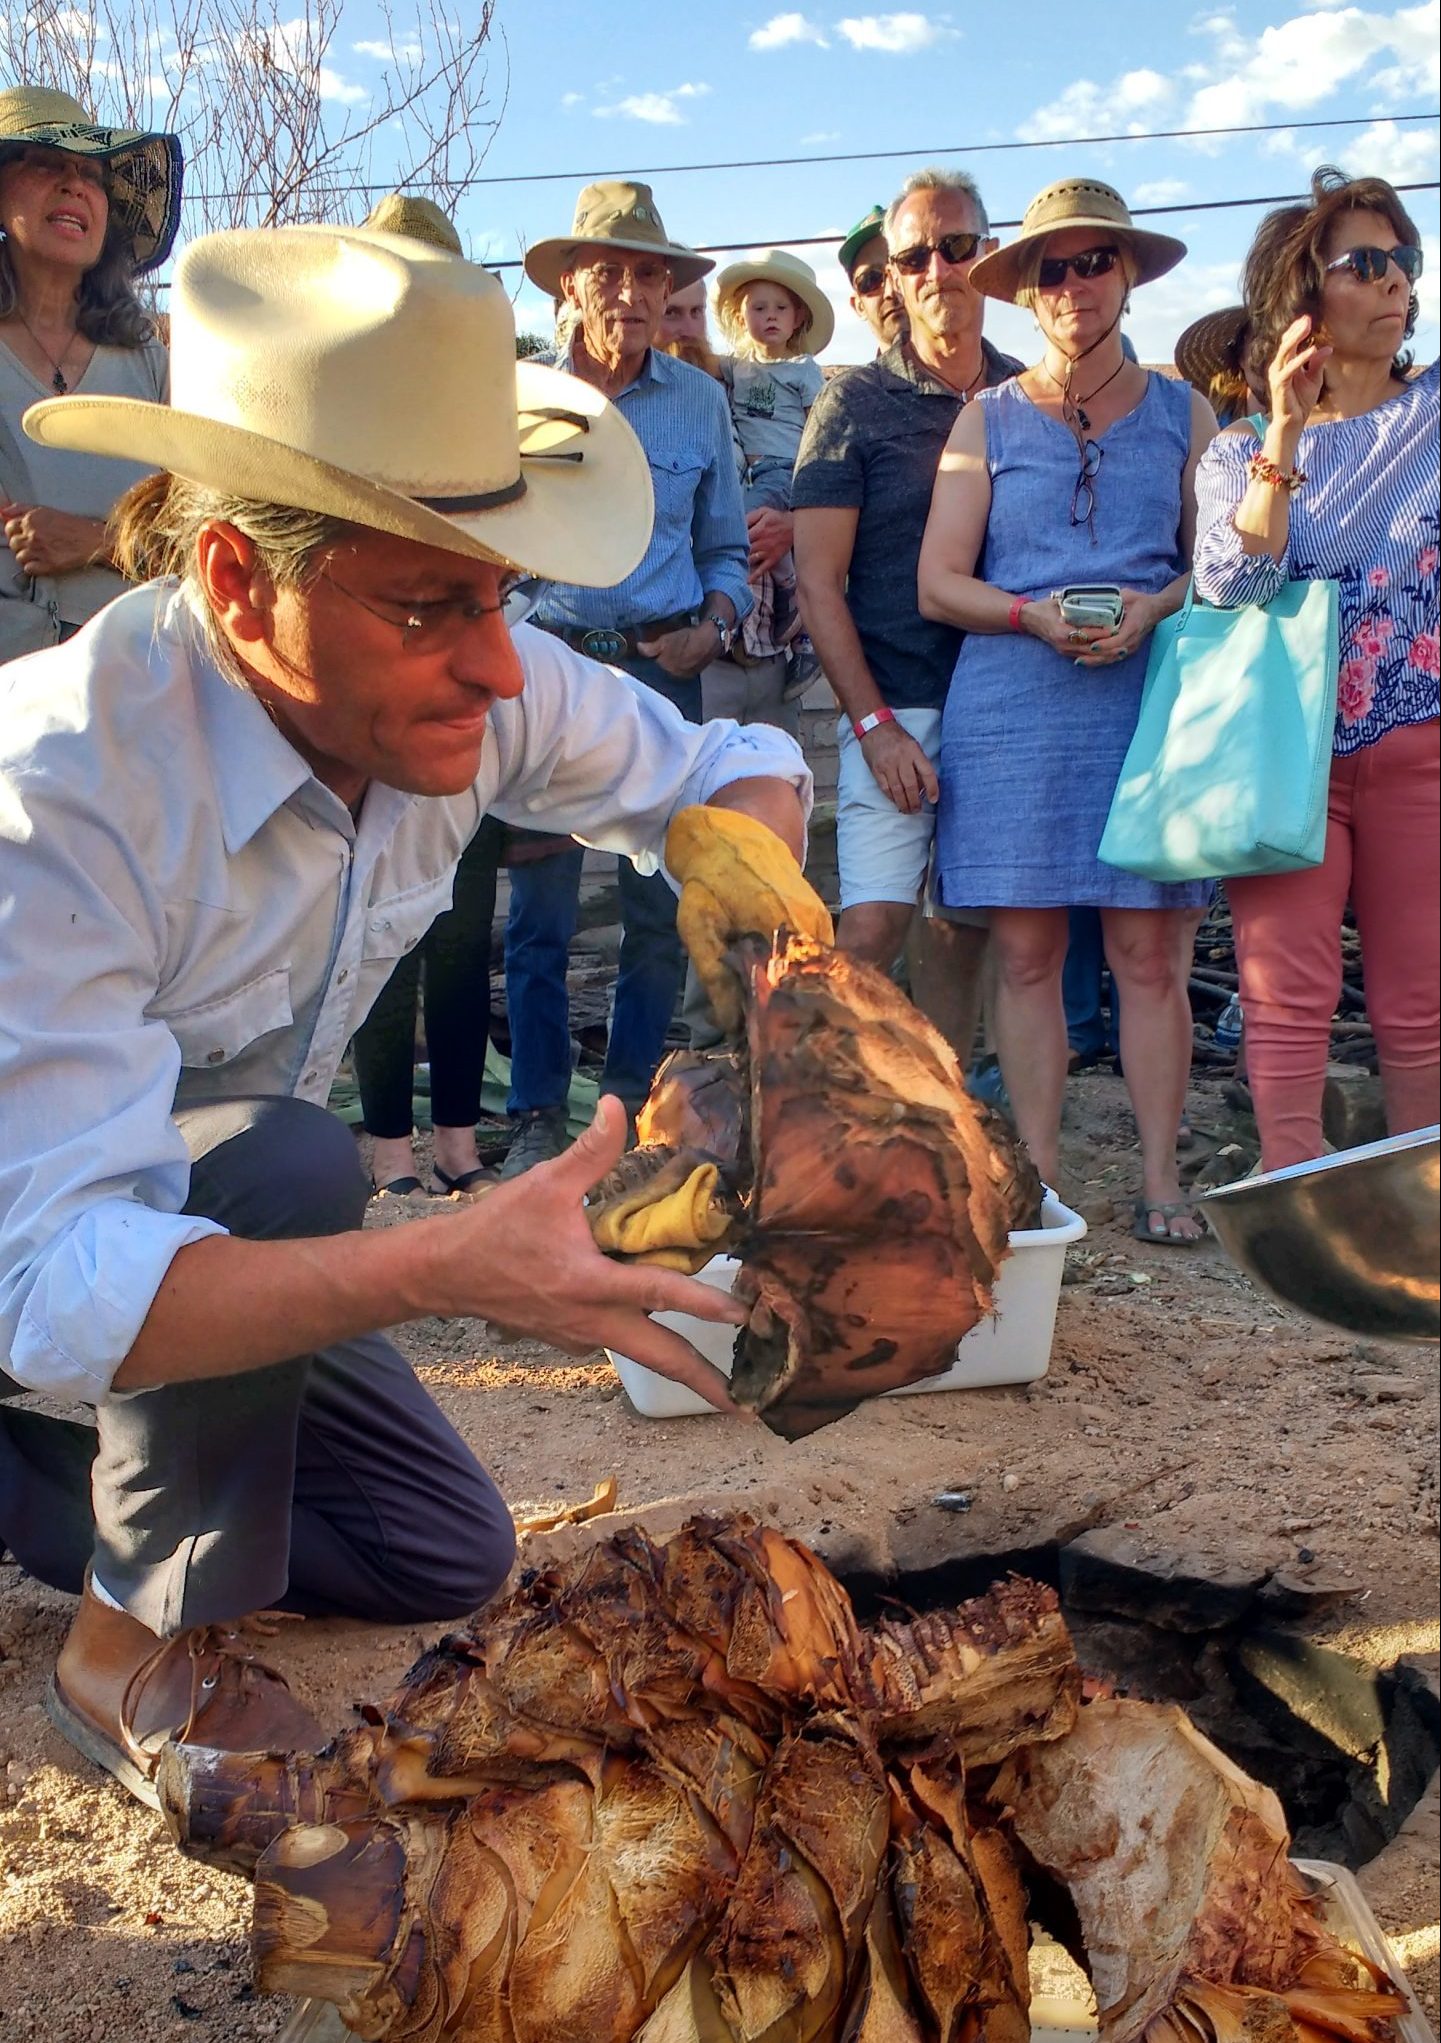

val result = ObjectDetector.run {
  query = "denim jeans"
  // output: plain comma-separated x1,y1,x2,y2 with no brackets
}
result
1062,906,1118,1061
504,654,701,1114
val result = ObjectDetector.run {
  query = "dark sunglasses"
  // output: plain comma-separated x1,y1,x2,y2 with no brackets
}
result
889,231,984,274
1037,246,1122,288
850,263,887,297
1324,243,1424,286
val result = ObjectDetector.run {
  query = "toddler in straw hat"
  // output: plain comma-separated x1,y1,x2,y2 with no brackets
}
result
712,250,834,668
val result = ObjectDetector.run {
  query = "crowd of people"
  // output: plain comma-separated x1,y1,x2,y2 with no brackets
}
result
0,79,1437,1798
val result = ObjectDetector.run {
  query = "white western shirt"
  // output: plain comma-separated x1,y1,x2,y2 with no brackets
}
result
0,582,811,1402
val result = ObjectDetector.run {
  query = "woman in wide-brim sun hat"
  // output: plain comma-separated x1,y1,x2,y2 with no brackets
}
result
916,175,1219,1244
0,86,182,657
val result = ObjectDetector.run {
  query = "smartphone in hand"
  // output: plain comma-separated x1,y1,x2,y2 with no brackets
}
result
1055,585,1124,631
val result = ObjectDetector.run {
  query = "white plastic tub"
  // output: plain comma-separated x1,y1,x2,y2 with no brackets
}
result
606,1192,1087,1419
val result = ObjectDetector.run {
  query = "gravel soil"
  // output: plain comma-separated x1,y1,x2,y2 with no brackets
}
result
2,1069,1436,2041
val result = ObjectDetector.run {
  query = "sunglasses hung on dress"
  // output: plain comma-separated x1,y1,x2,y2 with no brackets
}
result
1037,246,1122,289
850,264,887,297
1070,439,1103,543
1324,243,1424,285
889,231,984,274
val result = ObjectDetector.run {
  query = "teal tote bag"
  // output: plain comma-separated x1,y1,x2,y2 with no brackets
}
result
1098,574,1340,884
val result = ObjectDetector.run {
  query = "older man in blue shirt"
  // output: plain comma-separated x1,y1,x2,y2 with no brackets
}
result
502,182,752,1176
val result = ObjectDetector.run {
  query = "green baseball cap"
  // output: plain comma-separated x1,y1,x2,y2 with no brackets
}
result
838,205,886,278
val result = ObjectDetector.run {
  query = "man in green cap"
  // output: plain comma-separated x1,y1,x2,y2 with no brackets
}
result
838,204,907,352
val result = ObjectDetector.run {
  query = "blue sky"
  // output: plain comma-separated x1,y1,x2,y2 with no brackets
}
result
169,0,1441,363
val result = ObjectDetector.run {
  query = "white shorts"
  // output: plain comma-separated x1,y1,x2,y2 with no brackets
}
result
835,706,987,926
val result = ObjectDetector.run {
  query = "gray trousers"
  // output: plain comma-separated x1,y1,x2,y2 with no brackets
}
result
0,1098,516,1635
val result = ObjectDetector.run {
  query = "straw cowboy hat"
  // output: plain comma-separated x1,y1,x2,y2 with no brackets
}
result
24,225,653,585
362,191,464,258
713,248,835,355
0,85,183,274
969,177,1186,304
1174,304,1249,395
524,180,713,297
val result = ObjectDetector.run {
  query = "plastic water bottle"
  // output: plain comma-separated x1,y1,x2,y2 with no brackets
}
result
1214,993,1244,1052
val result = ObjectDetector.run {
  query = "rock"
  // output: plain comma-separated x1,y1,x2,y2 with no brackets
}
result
1372,1482,1407,1507
1321,1068,1388,1152
1060,1527,1268,1632
1191,1141,1257,1190
1198,1360,1226,1387
1353,1373,1426,1401
1001,1472,1021,1494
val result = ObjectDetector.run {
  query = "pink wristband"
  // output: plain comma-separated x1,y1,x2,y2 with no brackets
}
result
1007,595,1028,632
852,706,896,739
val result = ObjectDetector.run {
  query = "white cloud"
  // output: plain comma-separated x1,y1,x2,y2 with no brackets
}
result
352,36,424,62
594,83,711,125
835,12,958,52
749,12,830,48
561,90,584,108
1132,177,1191,206
800,130,843,144
1018,67,1176,142
1342,117,1441,182
1185,1,1440,130
317,65,368,103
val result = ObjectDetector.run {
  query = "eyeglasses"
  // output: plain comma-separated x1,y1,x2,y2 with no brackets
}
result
577,256,671,292
1037,246,1122,289
1070,439,1103,543
889,231,984,275
850,263,887,298
324,568,518,652
1324,243,1424,286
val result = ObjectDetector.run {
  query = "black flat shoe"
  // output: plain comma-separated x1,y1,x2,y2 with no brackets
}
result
371,1174,425,1197
430,1163,492,1195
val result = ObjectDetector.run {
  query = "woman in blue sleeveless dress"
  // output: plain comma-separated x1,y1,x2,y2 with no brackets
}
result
918,178,1218,1241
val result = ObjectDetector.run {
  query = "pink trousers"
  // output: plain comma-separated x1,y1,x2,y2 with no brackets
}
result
1228,718,1440,1170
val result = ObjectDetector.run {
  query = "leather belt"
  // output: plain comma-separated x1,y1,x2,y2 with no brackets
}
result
536,612,695,662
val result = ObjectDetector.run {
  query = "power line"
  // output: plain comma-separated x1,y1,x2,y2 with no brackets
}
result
479,180,1441,274
180,108,1441,204
147,176,1440,285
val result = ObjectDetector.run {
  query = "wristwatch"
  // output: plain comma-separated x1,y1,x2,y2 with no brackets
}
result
702,609,735,657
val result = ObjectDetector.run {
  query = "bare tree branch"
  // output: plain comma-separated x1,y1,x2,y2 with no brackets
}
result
3,0,504,243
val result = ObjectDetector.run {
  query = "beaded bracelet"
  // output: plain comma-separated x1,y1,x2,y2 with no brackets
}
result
1248,450,1306,494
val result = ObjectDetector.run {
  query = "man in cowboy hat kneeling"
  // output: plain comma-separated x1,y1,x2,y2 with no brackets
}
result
0,224,809,1805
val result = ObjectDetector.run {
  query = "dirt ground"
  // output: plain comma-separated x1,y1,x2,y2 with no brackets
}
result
1,1068,1437,2042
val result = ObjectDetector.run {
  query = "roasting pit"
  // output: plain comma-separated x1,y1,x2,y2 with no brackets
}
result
838,1537,1440,1870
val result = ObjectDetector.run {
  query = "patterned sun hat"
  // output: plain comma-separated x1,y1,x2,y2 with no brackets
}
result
0,86,184,274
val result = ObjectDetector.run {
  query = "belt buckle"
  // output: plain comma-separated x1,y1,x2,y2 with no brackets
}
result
578,627,627,661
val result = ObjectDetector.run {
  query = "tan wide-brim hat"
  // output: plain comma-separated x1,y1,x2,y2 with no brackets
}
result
361,192,463,257
0,84,183,273
1174,304,1249,393
713,248,835,355
24,225,653,586
524,180,713,297
969,177,1187,304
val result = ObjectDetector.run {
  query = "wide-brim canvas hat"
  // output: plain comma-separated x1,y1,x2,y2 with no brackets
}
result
714,248,835,355
524,180,713,296
0,86,183,274
838,205,886,278
361,192,463,258
1175,304,1249,393
24,225,653,585
969,177,1186,304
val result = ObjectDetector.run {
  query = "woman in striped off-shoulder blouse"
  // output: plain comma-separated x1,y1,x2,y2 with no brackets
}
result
1194,167,1438,1170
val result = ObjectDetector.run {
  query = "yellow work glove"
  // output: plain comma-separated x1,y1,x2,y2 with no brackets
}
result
588,1157,737,1273
666,806,834,1034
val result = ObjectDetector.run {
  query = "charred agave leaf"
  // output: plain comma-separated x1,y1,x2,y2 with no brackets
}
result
731,937,1042,1437
994,1697,1408,2042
